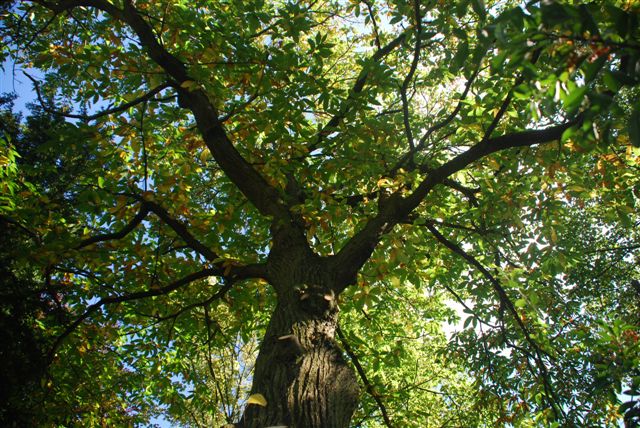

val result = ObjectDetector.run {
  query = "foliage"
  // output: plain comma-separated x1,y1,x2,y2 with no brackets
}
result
1,0,639,426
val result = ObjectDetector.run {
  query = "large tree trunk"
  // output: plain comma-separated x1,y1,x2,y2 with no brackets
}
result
239,228,360,427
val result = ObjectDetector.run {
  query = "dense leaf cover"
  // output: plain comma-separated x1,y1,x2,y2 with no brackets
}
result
1,0,639,426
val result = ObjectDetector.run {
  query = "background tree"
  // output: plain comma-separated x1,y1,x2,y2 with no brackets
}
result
1,0,639,427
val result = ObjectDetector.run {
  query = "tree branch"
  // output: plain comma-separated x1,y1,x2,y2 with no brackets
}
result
405,116,583,209
75,198,218,262
399,0,422,150
141,199,266,279
218,64,266,123
480,50,541,143
417,167,480,204
24,72,171,121
362,0,381,50
391,64,481,174
333,117,581,288
337,325,393,428
46,267,232,363
1,214,41,242
141,199,219,262
34,0,290,220
134,280,234,323
78,196,267,281
76,204,149,249
425,223,564,419
311,31,408,151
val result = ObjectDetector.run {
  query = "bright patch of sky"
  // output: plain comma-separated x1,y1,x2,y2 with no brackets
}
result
1,58,38,114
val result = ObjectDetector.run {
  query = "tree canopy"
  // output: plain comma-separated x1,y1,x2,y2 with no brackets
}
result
1,0,639,427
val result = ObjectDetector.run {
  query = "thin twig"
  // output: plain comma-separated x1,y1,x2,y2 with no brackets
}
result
362,0,381,50
337,325,393,428
399,0,422,150
24,71,171,121
46,267,226,363
426,223,565,419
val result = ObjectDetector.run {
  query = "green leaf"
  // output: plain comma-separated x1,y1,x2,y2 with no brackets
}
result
451,41,469,73
514,298,527,308
563,86,587,113
582,56,606,84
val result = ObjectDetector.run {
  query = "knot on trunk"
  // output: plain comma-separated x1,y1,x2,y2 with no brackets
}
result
296,284,337,316
276,334,305,361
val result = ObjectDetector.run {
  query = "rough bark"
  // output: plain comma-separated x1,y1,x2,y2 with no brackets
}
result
238,226,360,428
239,294,359,428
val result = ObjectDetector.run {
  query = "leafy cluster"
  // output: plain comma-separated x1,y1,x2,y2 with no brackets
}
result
1,0,639,426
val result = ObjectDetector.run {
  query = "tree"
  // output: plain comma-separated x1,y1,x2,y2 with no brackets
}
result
0,97,157,426
1,0,639,426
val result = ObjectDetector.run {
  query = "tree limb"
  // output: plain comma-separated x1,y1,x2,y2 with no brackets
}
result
337,325,393,428
76,204,149,249
78,197,267,281
218,64,266,123
391,64,482,174
409,115,583,206
425,223,564,419
333,117,581,287
362,0,381,50
310,31,408,151
34,0,290,220
45,267,233,363
0,214,41,242
24,72,171,121
480,50,541,143
399,0,422,150
141,199,219,262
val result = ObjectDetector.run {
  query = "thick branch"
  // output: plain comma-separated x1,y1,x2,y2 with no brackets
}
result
35,0,289,219
408,116,582,207
333,118,581,287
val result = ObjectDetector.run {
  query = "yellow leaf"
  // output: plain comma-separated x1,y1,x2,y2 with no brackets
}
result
247,393,267,407
199,149,210,163
376,177,394,188
180,80,199,91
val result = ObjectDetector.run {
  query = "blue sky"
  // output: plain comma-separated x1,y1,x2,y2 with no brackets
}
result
1,58,37,113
